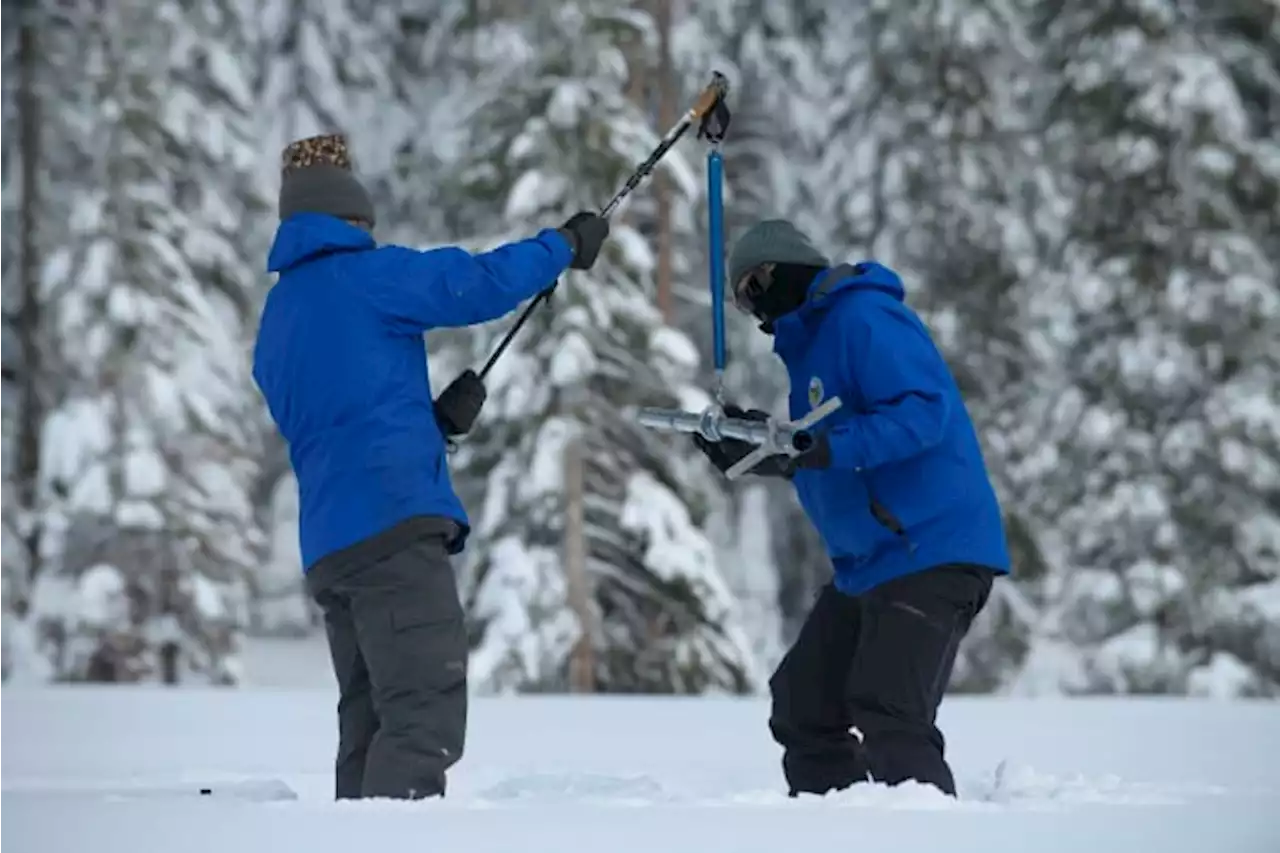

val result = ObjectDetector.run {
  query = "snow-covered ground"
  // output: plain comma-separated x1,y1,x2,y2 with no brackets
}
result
4,685,1278,853
238,634,334,688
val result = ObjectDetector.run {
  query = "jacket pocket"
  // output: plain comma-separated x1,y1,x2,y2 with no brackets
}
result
384,583,469,694
797,469,893,562
864,450,967,533
868,494,915,554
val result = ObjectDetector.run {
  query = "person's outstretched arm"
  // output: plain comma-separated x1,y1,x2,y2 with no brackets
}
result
366,229,570,332
360,213,609,333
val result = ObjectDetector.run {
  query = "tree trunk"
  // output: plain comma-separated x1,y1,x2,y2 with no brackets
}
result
653,0,676,322
624,17,648,107
14,4,46,589
563,441,594,692
619,5,651,235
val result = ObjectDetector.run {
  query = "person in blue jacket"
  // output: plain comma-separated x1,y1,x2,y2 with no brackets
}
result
252,134,609,801
693,219,1010,798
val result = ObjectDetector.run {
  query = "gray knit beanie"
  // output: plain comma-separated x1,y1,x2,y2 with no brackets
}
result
278,133,376,227
728,219,829,287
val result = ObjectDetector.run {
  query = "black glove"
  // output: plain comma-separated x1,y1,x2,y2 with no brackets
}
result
691,405,795,478
433,369,487,437
558,211,610,271
791,431,831,470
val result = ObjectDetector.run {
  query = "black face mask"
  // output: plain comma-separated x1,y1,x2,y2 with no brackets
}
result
731,263,825,332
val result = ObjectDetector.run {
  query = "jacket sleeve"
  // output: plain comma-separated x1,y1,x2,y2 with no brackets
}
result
821,300,953,471
362,228,575,332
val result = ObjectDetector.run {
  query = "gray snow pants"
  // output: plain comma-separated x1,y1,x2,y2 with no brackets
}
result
305,516,469,800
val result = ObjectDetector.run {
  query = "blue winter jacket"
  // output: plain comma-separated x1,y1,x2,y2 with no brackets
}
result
773,262,1011,595
253,213,575,571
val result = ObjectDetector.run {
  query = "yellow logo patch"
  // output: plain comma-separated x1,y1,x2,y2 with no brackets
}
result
808,376,824,409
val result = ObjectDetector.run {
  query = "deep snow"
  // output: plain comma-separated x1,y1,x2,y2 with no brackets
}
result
2,685,1278,853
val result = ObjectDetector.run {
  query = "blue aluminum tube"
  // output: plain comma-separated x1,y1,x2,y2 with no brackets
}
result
706,148,726,374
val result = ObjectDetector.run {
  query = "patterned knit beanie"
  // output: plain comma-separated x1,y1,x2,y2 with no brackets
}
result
278,133,376,226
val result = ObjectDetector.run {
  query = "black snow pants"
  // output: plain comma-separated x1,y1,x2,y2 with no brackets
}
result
768,563,993,797
305,516,469,800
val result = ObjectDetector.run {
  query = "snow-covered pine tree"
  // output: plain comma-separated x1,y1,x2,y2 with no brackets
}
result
254,0,394,171
28,0,265,683
671,0,830,659
3,1,140,678
1031,0,1280,695
448,1,760,694
671,0,826,419
0,0,25,676
1,13,20,467
372,0,528,484
581,0,789,670
371,0,527,243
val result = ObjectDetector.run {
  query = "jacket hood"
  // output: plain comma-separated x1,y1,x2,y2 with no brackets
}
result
771,261,905,353
805,262,905,307
267,213,375,273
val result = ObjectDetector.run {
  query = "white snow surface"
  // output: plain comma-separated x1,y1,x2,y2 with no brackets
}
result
3,687,1278,853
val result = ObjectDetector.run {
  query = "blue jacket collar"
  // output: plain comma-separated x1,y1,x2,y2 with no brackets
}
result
772,262,905,352
806,261,904,305
267,213,375,273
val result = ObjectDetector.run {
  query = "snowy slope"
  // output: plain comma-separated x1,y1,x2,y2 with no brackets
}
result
3,688,1278,853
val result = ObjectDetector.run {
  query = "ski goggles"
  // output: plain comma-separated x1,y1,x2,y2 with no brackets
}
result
731,262,775,317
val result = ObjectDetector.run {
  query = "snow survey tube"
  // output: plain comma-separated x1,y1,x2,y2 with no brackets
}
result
635,397,841,456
